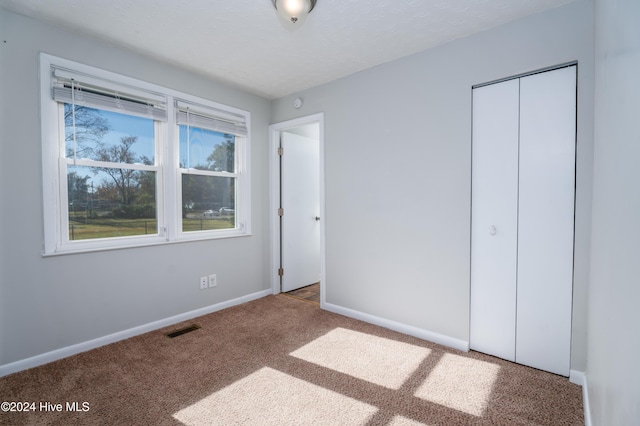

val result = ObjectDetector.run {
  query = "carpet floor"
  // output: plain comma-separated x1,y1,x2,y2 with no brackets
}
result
0,295,583,425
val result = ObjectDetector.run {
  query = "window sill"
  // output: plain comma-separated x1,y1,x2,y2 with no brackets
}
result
42,231,252,257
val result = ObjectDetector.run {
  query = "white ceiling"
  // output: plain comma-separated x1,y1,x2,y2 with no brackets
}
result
0,0,574,99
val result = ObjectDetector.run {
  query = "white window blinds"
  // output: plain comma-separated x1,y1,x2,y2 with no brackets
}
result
176,100,248,137
51,67,168,121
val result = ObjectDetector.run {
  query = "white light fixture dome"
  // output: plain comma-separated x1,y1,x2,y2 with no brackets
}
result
272,0,317,26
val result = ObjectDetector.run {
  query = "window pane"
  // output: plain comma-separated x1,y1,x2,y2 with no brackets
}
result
179,125,235,172
67,165,157,240
65,105,155,164
182,174,235,232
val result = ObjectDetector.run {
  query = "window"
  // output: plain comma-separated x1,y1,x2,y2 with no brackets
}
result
40,54,251,255
176,101,247,235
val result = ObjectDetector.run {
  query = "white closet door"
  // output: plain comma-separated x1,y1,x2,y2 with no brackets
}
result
470,79,520,361
516,67,576,376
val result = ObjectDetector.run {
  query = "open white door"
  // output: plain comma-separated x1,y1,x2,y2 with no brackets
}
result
281,131,320,292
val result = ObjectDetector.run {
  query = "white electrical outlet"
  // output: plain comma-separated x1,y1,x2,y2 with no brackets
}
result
208,274,217,288
199,276,208,290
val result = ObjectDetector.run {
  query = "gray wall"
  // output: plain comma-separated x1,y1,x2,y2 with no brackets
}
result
0,9,272,365
587,0,640,424
271,0,594,371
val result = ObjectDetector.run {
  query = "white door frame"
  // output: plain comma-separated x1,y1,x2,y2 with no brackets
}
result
269,113,326,307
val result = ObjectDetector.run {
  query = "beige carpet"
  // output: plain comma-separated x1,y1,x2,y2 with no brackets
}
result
0,295,583,425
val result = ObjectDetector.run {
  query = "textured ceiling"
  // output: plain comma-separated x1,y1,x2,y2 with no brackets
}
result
0,0,574,99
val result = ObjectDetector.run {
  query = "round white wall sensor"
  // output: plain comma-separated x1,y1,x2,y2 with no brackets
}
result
293,97,303,109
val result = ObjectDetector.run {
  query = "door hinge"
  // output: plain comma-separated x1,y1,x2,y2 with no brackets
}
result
278,208,284,216
277,146,284,156
278,268,284,276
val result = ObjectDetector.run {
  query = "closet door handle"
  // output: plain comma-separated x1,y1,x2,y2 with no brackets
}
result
489,225,497,236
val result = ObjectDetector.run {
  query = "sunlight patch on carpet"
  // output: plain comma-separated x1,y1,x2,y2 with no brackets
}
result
414,353,500,417
172,367,378,426
289,327,431,389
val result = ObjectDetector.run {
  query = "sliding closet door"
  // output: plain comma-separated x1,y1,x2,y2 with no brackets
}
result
469,79,520,361
516,67,576,376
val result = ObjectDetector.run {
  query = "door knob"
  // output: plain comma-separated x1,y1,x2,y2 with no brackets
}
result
489,225,497,236
315,216,321,221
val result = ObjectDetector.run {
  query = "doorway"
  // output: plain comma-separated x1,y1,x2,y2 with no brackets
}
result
269,114,325,306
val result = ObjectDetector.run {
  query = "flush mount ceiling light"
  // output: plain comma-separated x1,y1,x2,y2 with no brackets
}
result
272,0,317,26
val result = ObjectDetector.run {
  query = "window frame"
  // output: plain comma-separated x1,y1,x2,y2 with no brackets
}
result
175,100,247,238
40,53,251,255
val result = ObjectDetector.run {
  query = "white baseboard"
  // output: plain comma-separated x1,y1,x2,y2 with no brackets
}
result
569,369,585,386
0,289,271,378
582,373,592,426
322,302,469,352
569,370,591,426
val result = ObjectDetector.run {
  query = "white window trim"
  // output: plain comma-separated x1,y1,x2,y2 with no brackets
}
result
40,53,251,256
